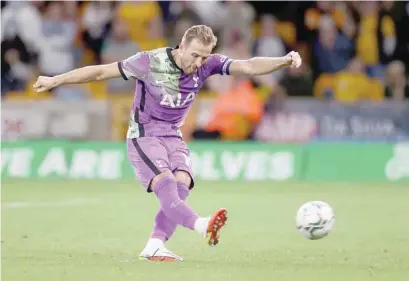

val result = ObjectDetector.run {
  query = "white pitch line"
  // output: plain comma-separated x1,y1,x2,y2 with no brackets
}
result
1,198,101,209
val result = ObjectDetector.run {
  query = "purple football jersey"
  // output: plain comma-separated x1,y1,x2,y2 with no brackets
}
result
118,46,233,138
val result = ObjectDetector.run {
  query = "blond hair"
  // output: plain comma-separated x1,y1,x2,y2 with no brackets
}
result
181,25,218,48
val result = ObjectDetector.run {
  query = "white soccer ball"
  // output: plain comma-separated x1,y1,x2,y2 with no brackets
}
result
296,201,335,240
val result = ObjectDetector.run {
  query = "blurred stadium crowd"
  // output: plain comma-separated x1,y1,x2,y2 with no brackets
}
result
1,1,409,140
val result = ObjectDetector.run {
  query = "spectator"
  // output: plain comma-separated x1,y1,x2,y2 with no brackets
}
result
219,1,255,50
1,2,43,56
38,2,76,77
2,48,34,93
1,2,38,95
101,18,140,93
356,1,397,79
303,1,356,42
305,1,337,31
144,9,167,49
205,34,250,95
52,84,90,101
1,20,32,95
313,16,354,77
383,1,409,72
279,64,314,97
157,1,174,23
81,1,115,64
205,79,264,140
253,14,287,86
168,1,202,25
385,61,409,101
169,17,195,48
204,35,263,140
116,1,163,44
181,1,225,32
316,57,384,103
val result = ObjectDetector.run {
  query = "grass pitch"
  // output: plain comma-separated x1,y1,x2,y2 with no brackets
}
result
2,180,408,281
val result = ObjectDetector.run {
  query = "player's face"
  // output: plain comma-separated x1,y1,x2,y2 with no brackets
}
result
180,39,213,74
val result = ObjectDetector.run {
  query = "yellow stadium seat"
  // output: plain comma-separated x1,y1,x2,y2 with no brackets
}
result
366,79,385,102
6,91,51,100
82,48,96,66
138,38,168,51
276,21,297,46
313,73,336,98
332,8,346,29
255,85,273,102
252,20,296,46
252,22,261,39
6,91,28,100
332,72,383,103
304,8,321,31
117,2,161,43
23,77,52,99
85,81,107,99
108,94,134,140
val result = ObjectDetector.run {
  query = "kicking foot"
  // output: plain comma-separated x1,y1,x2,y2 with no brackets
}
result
139,247,183,262
206,208,228,246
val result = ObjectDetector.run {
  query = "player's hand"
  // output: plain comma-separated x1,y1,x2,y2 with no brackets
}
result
33,76,59,93
284,51,302,68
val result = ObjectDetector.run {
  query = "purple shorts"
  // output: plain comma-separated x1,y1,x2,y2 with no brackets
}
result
126,137,194,192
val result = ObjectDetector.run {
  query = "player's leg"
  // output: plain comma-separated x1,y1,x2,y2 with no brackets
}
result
150,150,195,242
149,169,227,247
141,171,193,261
128,137,206,260
150,171,191,243
139,170,199,262
128,137,196,227
150,170,199,229
167,138,228,246
127,137,184,261
141,137,202,232
129,137,227,261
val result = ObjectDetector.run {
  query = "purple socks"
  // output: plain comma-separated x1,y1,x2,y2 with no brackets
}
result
151,177,197,241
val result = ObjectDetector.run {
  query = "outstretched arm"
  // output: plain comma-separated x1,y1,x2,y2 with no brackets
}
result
229,51,302,76
33,63,121,93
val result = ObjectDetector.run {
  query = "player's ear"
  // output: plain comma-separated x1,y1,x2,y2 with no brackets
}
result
179,42,185,51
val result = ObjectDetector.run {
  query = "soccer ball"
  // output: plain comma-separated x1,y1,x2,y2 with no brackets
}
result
296,201,335,240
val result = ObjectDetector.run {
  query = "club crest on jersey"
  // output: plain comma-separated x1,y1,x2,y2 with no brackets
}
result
160,92,195,108
193,76,199,87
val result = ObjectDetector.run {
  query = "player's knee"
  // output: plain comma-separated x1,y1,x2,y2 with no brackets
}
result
174,170,192,187
150,170,175,191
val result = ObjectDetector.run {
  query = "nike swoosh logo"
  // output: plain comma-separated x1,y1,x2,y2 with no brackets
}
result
155,80,166,84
